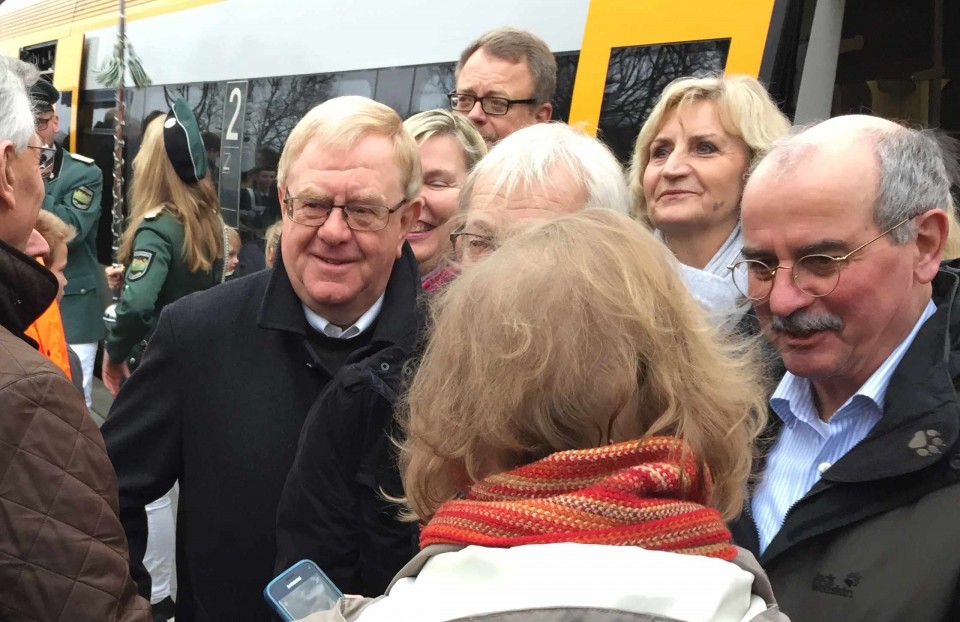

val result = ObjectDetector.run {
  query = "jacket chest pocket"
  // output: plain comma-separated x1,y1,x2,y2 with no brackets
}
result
63,272,98,297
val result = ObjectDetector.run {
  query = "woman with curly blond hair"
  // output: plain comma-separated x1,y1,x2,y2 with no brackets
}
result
298,210,785,622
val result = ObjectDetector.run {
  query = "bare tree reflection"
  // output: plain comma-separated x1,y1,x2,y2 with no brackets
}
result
598,40,730,162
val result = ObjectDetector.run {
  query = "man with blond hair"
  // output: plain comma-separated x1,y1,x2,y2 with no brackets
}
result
102,96,425,620
451,27,556,146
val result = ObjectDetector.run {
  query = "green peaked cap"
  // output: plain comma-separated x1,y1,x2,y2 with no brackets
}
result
163,98,208,183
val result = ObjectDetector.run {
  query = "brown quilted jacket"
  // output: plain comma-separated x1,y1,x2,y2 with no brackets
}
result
0,237,150,621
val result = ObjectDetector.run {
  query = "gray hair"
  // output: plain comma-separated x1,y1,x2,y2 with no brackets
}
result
875,128,953,242
0,55,40,152
458,122,630,216
757,121,954,243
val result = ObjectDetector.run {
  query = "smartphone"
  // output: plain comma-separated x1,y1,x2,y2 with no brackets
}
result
264,559,343,621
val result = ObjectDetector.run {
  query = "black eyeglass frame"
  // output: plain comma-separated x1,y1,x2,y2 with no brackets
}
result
27,145,56,174
283,193,407,232
727,216,914,301
447,92,538,116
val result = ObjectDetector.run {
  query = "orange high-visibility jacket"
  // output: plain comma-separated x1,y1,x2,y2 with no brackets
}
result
24,257,72,380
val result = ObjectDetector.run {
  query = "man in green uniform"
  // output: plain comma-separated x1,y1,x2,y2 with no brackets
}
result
31,79,104,408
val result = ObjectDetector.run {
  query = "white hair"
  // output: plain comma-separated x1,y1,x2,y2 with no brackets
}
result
0,55,39,152
459,122,630,215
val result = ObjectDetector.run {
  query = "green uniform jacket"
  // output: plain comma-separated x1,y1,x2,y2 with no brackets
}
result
105,209,221,371
43,147,105,344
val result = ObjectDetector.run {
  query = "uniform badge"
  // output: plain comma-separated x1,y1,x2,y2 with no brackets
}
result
71,186,95,210
128,250,155,281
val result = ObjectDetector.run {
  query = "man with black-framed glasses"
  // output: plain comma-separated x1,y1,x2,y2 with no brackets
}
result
729,115,960,622
30,77,104,410
452,27,556,146
103,96,426,620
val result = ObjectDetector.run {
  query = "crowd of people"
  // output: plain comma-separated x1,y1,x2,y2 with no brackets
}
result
1,23,959,622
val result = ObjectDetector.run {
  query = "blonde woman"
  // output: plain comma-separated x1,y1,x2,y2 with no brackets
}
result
629,74,790,320
101,100,223,619
299,210,783,622
102,99,224,392
403,109,486,292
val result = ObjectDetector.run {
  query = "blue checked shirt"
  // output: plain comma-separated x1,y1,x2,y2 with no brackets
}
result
751,299,937,554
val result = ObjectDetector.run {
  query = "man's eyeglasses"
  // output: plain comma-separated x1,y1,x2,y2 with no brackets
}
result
283,193,406,232
450,229,497,261
728,217,913,301
35,115,55,131
27,145,56,175
448,93,537,116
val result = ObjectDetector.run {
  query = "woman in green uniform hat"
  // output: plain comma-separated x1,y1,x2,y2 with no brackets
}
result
101,98,224,619
102,98,224,391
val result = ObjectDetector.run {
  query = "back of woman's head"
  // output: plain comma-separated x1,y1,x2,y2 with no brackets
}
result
121,116,223,272
401,209,767,522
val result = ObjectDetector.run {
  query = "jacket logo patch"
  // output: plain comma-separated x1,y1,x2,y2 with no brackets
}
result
812,572,861,598
128,250,154,282
71,186,94,210
908,429,945,456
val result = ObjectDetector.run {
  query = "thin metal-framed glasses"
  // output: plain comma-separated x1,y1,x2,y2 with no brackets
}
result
448,92,537,116
283,193,406,232
450,229,497,261
35,115,55,131
728,217,913,301
27,145,56,175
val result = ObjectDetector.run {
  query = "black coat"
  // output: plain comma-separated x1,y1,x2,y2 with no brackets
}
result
731,262,960,622
274,300,424,595
102,244,423,622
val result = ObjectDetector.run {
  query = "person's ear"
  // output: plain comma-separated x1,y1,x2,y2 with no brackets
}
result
535,102,553,123
396,197,423,257
913,208,949,283
0,141,17,212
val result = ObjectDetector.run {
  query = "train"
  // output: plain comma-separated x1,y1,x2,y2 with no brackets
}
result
2,0,955,253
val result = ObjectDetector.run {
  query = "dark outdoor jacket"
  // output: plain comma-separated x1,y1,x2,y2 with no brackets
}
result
730,262,960,622
274,262,424,595
0,237,149,622
102,244,422,622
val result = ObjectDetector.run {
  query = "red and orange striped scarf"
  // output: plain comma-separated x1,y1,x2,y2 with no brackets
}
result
420,436,738,560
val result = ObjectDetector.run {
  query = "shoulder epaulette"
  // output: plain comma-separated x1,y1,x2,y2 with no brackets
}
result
143,207,165,220
67,151,95,165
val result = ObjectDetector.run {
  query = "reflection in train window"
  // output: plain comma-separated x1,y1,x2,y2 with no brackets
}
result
411,63,456,115
597,39,731,162
375,67,415,118
552,52,580,124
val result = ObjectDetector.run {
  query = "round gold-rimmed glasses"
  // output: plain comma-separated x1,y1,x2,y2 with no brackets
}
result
728,217,913,301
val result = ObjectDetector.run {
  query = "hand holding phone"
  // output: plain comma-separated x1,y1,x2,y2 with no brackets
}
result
264,560,343,621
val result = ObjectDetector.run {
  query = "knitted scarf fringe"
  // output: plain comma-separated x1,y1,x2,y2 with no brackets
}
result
420,436,738,561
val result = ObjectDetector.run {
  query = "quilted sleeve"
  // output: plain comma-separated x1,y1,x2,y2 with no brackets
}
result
0,363,150,621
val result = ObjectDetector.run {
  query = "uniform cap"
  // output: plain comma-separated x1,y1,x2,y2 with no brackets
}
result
30,79,59,113
163,98,208,183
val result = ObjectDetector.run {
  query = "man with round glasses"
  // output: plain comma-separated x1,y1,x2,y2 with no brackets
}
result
102,96,425,619
451,27,556,146
30,78,104,409
729,115,960,621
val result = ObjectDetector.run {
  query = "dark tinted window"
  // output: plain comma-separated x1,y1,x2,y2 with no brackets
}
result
552,52,580,123
597,39,730,162
375,67,416,118
410,63,456,115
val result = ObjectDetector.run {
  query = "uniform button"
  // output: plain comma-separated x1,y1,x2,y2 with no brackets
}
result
128,357,136,364
380,362,390,371
817,462,832,475
950,455,960,470
80,288,87,294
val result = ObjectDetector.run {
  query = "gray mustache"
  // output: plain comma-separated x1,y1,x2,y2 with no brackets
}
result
771,312,843,334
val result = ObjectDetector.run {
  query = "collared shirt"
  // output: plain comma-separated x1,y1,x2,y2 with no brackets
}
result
751,298,937,554
302,293,384,340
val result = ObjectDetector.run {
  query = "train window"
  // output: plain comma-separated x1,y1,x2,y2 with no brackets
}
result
596,39,731,163
375,67,416,118
56,90,73,147
329,69,377,99
552,52,580,124
411,63,456,115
